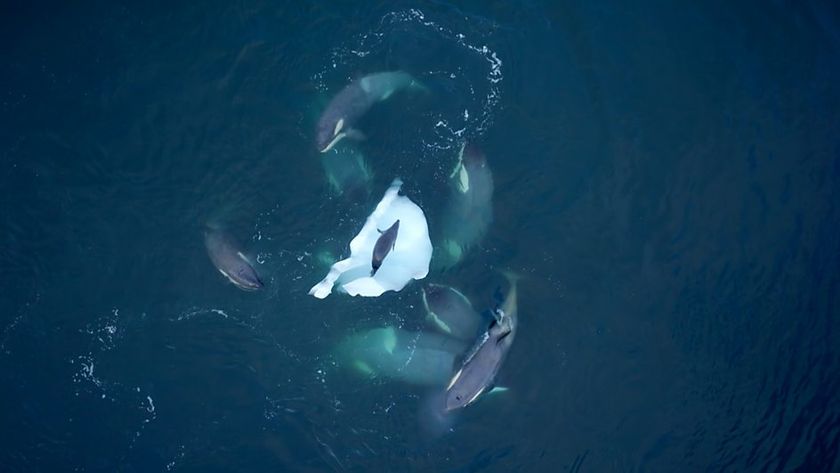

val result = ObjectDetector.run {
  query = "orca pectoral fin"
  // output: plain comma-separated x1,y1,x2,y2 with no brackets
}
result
352,360,376,378
410,79,431,94
486,386,509,396
456,165,470,193
426,313,454,335
464,385,508,407
448,160,462,179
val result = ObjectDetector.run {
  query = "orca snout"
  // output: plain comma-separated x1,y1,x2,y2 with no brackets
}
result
236,267,264,290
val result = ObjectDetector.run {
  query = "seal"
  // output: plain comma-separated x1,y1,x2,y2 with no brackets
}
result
371,220,400,276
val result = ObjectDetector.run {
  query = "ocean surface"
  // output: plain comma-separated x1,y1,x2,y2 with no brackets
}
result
2,1,839,471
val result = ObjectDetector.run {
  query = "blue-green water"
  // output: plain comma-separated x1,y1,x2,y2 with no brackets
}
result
2,1,839,471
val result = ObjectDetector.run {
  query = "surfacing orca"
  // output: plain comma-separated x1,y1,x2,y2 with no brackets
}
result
203,225,263,291
443,271,519,411
316,71,425,152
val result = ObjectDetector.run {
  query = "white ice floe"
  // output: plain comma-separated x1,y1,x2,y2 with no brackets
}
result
309,178,432,298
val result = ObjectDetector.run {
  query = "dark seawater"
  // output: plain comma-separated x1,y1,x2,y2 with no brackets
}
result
2,1,839,471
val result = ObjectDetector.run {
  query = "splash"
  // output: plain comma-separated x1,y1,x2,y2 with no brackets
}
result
71,308,157,457
381,9,504,139
0,290,41,355
172,306,301,361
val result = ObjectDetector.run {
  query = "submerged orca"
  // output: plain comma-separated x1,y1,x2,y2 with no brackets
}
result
422,283,485,341
435,142,494,270
335,326,468,387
